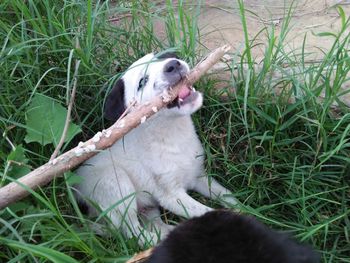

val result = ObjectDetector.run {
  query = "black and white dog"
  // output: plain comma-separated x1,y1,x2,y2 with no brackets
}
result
75,52,237,245
145,210,320,263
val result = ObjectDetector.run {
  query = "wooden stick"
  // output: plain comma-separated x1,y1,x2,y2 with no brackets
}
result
0,45,231,210
126,248,154,263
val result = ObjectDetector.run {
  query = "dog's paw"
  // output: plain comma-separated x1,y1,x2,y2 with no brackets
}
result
137,230,161,247
220,194,240,211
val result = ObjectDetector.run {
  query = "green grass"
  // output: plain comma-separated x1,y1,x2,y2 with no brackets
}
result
1,0,350,262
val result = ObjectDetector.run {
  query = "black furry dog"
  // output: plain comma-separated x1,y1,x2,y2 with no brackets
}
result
145,210,319,263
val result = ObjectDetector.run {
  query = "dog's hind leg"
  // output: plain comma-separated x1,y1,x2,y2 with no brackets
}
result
192,176,239,207
80,168,160,246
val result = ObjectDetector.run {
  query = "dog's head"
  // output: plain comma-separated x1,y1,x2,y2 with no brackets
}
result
104,52,203,121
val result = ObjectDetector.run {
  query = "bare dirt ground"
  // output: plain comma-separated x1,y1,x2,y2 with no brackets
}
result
198,0,350,61
111,1,350,106
193,0,350,106
112,1,350,60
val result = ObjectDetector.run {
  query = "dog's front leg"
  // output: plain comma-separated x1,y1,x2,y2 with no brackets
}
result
193,176,239,208
156,190,212,218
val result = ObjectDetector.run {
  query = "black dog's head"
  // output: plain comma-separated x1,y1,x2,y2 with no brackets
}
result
104,52,203,121
145,210,320,263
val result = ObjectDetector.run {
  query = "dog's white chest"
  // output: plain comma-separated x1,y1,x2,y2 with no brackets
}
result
111,114,204,190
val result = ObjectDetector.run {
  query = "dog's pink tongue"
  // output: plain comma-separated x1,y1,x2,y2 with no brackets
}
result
178,85,191,99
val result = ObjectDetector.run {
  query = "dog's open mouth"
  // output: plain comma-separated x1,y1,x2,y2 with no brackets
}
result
167,84,199,108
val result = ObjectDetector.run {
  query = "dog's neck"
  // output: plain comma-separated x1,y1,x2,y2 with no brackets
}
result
132,110,196,139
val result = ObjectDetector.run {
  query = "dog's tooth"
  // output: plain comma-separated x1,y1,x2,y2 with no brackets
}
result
192,87,196,92
179,98,184,102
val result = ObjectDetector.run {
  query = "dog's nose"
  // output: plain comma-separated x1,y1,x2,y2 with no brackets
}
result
164,60,182,73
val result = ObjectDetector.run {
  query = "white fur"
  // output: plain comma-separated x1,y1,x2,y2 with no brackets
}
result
74,53,237,246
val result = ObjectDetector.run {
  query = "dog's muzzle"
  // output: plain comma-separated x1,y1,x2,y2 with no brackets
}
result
163,59,201,109
163,59,188,83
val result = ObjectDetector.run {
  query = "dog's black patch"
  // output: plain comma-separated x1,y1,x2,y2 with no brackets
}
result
104,78,126,121
157,52,179,60
145,210,320,263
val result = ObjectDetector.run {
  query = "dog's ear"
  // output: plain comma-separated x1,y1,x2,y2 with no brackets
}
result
104,78,126,121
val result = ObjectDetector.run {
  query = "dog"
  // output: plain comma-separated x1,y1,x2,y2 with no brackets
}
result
145,210,320,263
75,52,238,245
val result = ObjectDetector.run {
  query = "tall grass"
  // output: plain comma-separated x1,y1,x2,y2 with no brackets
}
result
1,0,349,262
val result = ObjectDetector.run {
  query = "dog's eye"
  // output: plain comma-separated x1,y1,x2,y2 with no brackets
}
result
138,76,149,91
